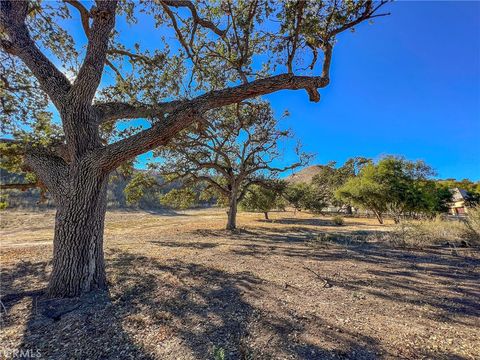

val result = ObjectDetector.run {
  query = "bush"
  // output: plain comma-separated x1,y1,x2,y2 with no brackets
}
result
375,215,479,248
464,206,480,240
332,215,344,226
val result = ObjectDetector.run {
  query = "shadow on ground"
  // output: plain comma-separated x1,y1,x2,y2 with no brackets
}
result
186,226,480,327
257,217,367,227
1,250,389,360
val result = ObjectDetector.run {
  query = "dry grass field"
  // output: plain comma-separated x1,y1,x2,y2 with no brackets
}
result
0,209,479,359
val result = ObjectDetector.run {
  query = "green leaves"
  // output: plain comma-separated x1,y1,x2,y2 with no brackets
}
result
160,188,197,210
124,173,159,205
335,156,452,222
240,184,282,214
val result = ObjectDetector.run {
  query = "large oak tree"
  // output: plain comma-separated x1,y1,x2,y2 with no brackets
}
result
0,0,388,297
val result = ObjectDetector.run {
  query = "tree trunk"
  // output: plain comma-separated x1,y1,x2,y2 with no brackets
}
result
373,210,384,225
47,170,109,298
264,212,269,220
226,193,238,230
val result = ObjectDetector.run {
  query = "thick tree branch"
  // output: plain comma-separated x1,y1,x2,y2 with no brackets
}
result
94,100,185,124
69,0,117,105
24,150,69,203
97,108,201,172
94,73,329,123
195,74,328,109
97,79,316,173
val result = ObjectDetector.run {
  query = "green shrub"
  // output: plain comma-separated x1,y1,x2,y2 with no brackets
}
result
332,215,344,226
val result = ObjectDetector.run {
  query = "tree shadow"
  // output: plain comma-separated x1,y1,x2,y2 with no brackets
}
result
1,250,388,359
0,258,155,359
186,225,480,327
150,240,219,249
257,217,367,227
108,207,186,216
0,260,49,311
331,244,480,325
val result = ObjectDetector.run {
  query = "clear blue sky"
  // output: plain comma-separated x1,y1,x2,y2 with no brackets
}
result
264,0,479,181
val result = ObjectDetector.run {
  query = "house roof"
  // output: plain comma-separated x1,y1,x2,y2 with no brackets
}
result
451,187,469,202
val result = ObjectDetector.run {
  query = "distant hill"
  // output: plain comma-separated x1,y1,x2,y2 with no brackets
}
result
285,165,325,184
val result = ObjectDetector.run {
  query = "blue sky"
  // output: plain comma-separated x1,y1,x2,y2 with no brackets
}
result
266,0,480,181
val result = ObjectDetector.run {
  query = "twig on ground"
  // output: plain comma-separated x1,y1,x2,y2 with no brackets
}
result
302,266,332,288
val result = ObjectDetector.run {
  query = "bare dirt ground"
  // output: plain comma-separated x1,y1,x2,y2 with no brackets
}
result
0,209,479,360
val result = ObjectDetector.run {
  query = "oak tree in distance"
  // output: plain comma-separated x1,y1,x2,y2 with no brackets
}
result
155,101,307,230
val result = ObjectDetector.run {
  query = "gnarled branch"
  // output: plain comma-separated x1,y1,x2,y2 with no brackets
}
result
160,0,226,37
94,73,329,123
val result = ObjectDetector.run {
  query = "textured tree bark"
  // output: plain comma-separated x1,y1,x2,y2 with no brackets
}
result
226,193,238,231
47,169,109,297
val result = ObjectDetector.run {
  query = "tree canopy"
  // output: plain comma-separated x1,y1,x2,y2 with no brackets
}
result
240,182,284,219
2,1,389,153
151,101,308,229
335,156,453,223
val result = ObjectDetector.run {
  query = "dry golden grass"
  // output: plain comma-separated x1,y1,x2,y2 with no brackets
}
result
1,209,479,360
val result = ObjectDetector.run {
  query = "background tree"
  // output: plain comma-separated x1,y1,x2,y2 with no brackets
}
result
0,0,388,297
159,188,197,210
416,181,453,216
123,172,159,206
283,181,331,214
283,182,310,214
240,183,284,220
153,102,309,230
335,156,451,223
335,165,387,223
301,182,331,214
311,157,370,213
